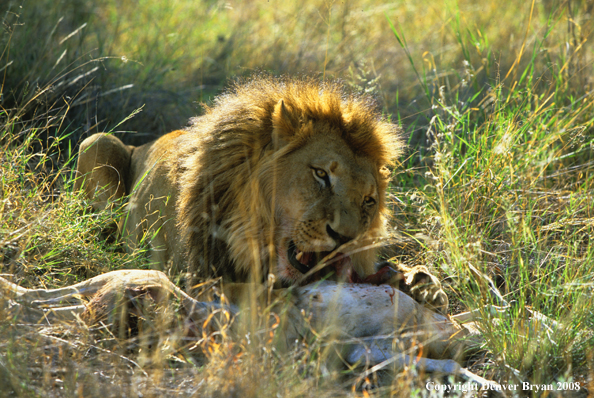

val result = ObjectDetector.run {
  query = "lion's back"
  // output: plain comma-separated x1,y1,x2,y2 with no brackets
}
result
123,129,201,271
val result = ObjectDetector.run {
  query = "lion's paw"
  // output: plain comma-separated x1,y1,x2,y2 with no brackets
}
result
374,261,449,314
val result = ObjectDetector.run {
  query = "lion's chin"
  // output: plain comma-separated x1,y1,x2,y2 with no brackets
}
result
277,240,359,285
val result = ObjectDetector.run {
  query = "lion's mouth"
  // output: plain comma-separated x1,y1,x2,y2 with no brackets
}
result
288,240,325,274
287,240,354,281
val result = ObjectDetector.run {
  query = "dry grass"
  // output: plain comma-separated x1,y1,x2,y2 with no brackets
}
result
1,0,594,396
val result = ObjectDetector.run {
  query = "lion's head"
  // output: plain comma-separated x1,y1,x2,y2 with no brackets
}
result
177,76,402,285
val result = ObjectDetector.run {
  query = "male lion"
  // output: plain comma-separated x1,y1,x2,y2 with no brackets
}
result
75,75,446,311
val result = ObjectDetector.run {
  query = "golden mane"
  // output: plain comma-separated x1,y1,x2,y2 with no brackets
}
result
176,75,402,282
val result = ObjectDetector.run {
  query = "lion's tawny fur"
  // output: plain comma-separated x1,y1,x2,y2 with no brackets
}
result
178,76,402,281
76,75,403,286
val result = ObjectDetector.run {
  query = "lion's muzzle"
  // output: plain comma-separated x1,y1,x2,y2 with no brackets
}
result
287,239,356,283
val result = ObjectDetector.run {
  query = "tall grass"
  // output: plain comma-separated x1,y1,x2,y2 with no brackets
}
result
387,2,594,391
4,0,592,143
1,0,594,396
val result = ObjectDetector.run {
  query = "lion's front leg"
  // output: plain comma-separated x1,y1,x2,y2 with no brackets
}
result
365,261,449,314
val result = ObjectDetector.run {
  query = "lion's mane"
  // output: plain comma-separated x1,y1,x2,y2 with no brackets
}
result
176,75,402,282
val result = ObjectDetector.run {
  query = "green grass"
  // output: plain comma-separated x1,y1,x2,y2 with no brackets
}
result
0,118,147,286
1,0,594,396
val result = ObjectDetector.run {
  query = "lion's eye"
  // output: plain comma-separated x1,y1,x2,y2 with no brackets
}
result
312,167,330,186
363,196,376,206
315,168,327,179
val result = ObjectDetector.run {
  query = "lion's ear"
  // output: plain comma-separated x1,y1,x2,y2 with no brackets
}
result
379,165,391,180
272,99,297,148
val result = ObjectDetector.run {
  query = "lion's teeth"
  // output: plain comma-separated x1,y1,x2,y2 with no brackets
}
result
295,251,303,261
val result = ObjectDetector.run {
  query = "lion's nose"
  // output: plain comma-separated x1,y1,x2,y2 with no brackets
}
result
326,224,354,247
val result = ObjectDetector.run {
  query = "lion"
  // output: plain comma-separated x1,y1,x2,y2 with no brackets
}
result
74,75,447,311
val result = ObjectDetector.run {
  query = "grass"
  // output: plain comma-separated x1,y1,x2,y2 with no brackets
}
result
1,0,594,396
